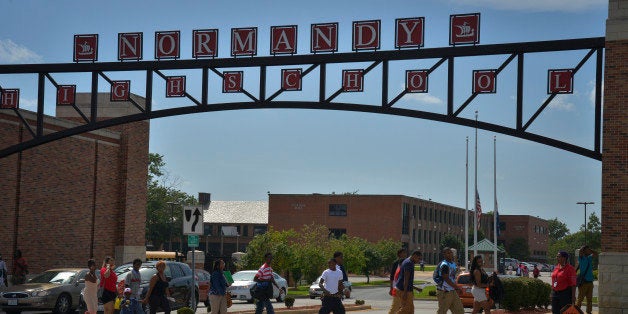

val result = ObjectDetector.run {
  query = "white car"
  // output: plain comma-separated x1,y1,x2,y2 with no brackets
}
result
228,271,287,303
308,277,352,299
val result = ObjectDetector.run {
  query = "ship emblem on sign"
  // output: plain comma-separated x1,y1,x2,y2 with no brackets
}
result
455,22,475,38
77,42,94,55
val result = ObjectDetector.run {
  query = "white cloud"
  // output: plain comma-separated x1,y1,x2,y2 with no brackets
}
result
548,94,574,111
405,92,444,105
19,98,37,110
588,80,603,107
0,39,43,64
453,0,606,12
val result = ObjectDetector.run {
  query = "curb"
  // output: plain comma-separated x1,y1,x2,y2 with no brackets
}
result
230,304,372,314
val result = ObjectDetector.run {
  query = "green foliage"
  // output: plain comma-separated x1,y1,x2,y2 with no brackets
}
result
500,277,551,311
146,153,197,250
354,299,365,305
507,237,530,261
284,296,295,308
176,307,195,314
441,234,464,251
242,223,402,286
548,218,570,244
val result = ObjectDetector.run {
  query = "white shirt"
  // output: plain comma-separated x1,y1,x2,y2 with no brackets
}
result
320,268,343,294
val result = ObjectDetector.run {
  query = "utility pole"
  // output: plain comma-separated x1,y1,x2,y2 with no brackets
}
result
577,201,594,245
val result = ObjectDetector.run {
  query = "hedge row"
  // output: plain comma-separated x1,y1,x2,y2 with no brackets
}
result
500,277,551,311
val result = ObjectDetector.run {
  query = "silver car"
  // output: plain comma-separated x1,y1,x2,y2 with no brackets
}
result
0,268,88,314
229,270,287,303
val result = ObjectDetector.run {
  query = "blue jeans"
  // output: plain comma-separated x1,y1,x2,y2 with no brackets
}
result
255,298,274,314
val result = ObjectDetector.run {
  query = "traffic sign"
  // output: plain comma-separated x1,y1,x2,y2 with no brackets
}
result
188,235,199,247
183,205,204,235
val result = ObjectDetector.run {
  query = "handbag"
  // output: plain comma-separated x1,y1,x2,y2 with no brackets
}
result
226,292,232,308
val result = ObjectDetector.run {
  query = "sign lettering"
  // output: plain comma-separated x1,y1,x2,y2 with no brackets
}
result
311,23,338,53
57,85,76,105
223,71,243,93
155,31,180,59
406,70,428,93
353,20,380,51
342,70,364,92
548,69,574,94
1,89,20,109
231,28,257,57
166,76,186,97
281,69,302,91
111,81,130,101
396,17,425,49
118,32,143,61
271,25,297,55
473,70,496,93
193,29,219,58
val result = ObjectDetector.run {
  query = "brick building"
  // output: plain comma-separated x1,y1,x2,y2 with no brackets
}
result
496,215,549,262
268,194,472,264
0,93,148,273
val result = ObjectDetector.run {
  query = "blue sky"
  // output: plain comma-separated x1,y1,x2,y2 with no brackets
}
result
0,0,608,233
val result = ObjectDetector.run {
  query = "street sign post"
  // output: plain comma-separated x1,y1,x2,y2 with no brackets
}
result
183,205,204,235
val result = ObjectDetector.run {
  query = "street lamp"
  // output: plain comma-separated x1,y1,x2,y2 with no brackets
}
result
167,201,179,251
577,201,594,245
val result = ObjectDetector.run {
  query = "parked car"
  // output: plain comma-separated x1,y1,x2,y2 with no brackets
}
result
194,269,211,307
538,263,552,272
455,271,489,308
308,277,352,299
114,261,199,311
0,268,88,314
228,270,287,303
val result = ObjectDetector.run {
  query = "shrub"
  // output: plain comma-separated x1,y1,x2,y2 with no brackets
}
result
177,307,195,314
355,299,365,305
284,296,295,308
499,277,551,312
428,290,437,296
593,270,598,280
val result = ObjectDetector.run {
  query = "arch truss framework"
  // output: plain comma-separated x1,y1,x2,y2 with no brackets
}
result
0,37,604,160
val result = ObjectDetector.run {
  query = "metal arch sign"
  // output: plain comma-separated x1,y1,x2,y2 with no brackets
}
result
0,13,604,161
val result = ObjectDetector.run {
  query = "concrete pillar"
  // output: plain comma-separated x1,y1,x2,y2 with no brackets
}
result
600,0,628,312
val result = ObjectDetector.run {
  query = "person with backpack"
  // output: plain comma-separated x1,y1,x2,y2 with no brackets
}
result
435,247,464,314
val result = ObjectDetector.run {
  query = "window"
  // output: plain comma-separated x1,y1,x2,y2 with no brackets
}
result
413,205,417,219
417,229,422,243
242,225,248,237
412,229,416,243
418,206,422,221
204,225,212,236
402,203,410,235
329,228,346,238
253,225,267,235
499,222,506,231
329,204,347,216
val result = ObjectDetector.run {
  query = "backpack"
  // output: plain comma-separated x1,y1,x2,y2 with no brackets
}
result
432,261,447,286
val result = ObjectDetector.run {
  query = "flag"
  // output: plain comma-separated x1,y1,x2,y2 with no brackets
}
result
495,201,501,237
475,189,482,230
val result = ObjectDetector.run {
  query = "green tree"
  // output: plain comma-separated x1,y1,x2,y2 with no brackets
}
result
580,212,601,249
146,153,196,250
547,218,570,244
468,228,486,246
441,234,464,251
507,237,530,261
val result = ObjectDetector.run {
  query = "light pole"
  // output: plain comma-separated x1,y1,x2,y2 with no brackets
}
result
167,201,179,251
577,201,594,245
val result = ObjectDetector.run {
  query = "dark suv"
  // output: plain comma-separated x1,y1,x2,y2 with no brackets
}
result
114,261,199,311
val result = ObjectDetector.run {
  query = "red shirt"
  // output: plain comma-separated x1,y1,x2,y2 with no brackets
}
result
551,263,576,291
255,263,273,281
100,267,118,292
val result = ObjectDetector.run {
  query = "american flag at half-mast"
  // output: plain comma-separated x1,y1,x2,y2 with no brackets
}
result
475,189,482,230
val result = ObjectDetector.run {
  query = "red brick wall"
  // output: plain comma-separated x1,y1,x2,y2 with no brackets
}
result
601,40,628,252
0,109,148,273
269,194,404,243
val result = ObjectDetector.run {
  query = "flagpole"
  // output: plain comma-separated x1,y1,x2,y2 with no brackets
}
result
493,136,498,272
465,136,469,270
474,111,478,257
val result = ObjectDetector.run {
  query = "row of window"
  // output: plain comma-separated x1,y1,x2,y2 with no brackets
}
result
532,250,547,256
203,224,267,237
534,225,548,234
412,229,462,245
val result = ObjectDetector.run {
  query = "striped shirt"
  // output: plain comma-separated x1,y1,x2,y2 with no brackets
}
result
256,263,273,280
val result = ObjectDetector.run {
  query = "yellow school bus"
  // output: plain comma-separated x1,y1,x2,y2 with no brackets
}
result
145,251,185,262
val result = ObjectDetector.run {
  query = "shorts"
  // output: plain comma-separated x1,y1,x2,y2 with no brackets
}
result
471,286,488,302
102,289,117,304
